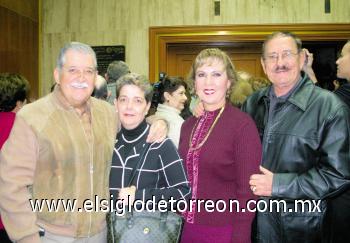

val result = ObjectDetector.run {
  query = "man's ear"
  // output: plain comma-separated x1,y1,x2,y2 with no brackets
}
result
299,50,306,70
53,68,60,85
261,57,267,75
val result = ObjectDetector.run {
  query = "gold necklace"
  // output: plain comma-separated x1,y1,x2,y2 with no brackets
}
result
188,105,225,151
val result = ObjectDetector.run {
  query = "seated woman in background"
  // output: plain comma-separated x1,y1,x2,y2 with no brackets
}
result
0,73,29,243
109,73,191,208
179,48,261,243
154,76,188,148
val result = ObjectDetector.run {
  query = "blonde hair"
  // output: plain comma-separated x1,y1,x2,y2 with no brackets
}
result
248,77,271,91
230,80,253,108
187,48,237,95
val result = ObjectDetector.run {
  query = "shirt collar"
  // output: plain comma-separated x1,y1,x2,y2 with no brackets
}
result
258,73,314,111
52,84,91,116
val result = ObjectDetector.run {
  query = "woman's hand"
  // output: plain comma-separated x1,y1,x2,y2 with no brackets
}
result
302,48,318,84
118,186,136,205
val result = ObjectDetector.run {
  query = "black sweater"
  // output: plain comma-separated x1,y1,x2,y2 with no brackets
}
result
109,120,191,203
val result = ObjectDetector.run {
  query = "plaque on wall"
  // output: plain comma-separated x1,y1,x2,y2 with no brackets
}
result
92,45,125,76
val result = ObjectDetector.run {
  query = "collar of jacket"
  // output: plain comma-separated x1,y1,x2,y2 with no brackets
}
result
51,84,91,115
256,73,313,112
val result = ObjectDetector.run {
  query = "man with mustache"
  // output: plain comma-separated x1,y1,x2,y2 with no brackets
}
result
242,32,350,242
0,42,167,243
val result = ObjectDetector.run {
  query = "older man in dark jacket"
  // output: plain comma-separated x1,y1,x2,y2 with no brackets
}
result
242,32,350,243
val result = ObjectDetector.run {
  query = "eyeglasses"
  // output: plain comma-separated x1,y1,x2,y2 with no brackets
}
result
63,67,96,78
264,50,299,63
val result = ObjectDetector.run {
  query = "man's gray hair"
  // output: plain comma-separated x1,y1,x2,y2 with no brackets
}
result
107,61,130,83
56,42,97,70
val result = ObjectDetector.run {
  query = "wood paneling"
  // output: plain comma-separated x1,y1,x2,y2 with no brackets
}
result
150,24,350,82
0,0,38,22
0,5,38,98
166,43,265,82
41,0,350,95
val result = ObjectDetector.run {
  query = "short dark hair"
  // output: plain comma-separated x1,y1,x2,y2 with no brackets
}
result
157,76,187,104
0,73,29,112
116,73,153,103
262,31,302,58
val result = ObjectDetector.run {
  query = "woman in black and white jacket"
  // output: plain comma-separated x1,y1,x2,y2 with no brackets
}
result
109,73,191,207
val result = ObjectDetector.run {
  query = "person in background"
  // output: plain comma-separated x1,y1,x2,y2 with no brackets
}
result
109,73,190,212
248,76,271,92
229,71,254,108
0,42,167,243
179,48,261,243
332,78,347,91
334,40,350,107
154,76,188,147
105,60,130,104
92,74,108,100
302,48,318,84
229,79,253,108
323,39,350,243
0,73,30,243
242,31,350,243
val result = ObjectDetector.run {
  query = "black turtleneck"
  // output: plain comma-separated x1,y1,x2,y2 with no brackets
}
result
109,119,190,205
118,119,148,156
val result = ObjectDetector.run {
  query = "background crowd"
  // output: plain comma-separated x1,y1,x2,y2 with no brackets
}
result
0,33,350,243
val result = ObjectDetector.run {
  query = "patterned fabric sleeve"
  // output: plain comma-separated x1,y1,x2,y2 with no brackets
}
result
135,139,191,203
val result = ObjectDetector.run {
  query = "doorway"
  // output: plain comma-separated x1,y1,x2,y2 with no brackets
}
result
149,24,350,88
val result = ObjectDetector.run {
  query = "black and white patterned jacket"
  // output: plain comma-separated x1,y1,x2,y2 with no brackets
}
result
109,120,191,204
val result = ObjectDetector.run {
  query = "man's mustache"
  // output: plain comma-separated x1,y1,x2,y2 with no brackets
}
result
274,66,289,72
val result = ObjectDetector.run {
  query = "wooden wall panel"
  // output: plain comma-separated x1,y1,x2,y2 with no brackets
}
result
41,0,350,95
0,4,38,98
0,0,38,22
166,43,265,82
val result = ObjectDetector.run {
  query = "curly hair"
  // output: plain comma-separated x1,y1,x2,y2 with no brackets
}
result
0,73,30,112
